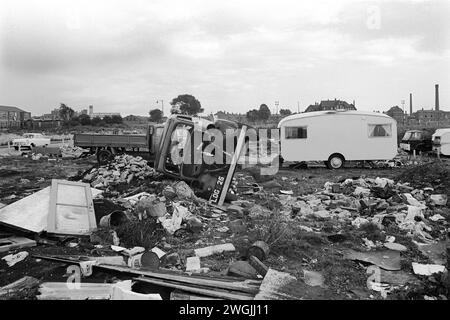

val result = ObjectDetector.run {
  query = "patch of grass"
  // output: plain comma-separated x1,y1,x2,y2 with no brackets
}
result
115,219,166,249
357,222,385,241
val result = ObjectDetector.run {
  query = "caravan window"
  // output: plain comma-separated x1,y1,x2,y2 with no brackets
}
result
285,127,307,139
368,124,392,137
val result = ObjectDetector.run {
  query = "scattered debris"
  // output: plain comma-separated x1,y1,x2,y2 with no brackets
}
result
194,243,236,258
412,263,447,276
38,282,114,300
303,270,325,287
248,241,270,261
0,237,36,253
110,280,162,300
2,251,29,267
383,242,408,252
185,256,202,273
228,261,258,279
344,250,401,271
0,276,40,298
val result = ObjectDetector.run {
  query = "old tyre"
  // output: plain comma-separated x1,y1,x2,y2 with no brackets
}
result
326,153,345,169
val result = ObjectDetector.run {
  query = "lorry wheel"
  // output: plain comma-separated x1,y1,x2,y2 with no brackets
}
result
97,150,113,165
326,154,345,169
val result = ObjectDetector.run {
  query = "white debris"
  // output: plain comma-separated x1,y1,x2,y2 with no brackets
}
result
412,263,446,276
429,214,445,222
1,251,29,267
430,195,448,206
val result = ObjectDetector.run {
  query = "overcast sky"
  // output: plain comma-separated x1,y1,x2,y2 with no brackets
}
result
0,0,449,116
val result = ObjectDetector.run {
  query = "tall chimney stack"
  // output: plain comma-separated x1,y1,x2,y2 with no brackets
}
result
409,93,412,115
435,84,439,111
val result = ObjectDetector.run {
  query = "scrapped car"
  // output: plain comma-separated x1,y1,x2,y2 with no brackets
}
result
399,130,433,154
12,133,51,150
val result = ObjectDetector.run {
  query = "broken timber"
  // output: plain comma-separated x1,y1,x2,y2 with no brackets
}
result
97,264,261,295
134,277,253,300
37,282,112,300
30,255,261,298
0,276,40,298
0,237,36,253
209,126,247,206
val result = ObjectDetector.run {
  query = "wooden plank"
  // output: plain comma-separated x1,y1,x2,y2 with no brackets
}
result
0,276,40,298
0,237,37,253
209,126,247,206
254,269,303,300
37,282,112,300
170,290,222,300
47,180,97,236
249,256,269,277
134,277,253,300
96,264,261,294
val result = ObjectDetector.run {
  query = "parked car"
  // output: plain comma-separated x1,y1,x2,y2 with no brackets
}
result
432,128,450,156
277,110,398,169
399,129,433,154
12,133,51,151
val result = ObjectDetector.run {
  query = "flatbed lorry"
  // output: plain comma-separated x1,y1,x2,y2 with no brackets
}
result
73,123,165,164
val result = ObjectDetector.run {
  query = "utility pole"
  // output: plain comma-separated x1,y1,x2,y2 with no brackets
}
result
275,101,279,115
401,100,405,126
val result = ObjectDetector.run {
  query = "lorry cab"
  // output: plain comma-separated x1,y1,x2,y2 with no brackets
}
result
399,130,433,153
154,114,243,182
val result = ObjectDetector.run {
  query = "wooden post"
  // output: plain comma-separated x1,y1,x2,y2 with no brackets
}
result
209,126,247,206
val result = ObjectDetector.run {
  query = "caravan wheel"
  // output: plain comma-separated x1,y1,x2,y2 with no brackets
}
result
326,154,345,169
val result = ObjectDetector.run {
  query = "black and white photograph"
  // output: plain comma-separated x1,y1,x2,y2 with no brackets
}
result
0,0,449,308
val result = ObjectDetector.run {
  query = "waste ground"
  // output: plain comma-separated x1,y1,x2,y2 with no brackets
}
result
0,154,449,300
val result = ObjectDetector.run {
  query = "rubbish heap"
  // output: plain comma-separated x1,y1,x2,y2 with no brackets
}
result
276,177,449,243
82,154,158,189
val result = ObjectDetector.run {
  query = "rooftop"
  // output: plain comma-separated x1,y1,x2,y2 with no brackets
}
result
0,105,29,113
278,110,394,127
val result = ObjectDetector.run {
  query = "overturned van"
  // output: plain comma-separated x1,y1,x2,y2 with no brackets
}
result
277,110,398,169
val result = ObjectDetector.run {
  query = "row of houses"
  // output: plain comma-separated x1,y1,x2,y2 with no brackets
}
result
385,106,450,127
0,105,32,128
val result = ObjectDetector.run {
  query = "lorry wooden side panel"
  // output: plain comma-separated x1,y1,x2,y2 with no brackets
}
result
74,133,148,148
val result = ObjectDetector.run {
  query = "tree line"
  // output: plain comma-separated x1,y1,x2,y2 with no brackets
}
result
148,94,293,123
58,103,123,127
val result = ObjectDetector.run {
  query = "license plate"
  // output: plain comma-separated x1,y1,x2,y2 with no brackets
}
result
400,143,410,151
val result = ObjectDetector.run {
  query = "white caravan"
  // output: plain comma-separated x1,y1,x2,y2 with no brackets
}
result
278,110,398,169
432,128,450,156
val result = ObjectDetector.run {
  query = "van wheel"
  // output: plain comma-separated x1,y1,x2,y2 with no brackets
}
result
97,150,113,165
326,154,345,169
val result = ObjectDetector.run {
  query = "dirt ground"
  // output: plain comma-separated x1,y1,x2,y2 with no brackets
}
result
0,154,449,300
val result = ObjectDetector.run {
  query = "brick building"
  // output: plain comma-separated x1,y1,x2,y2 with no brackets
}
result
0,105,32,128
305,99,356,113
